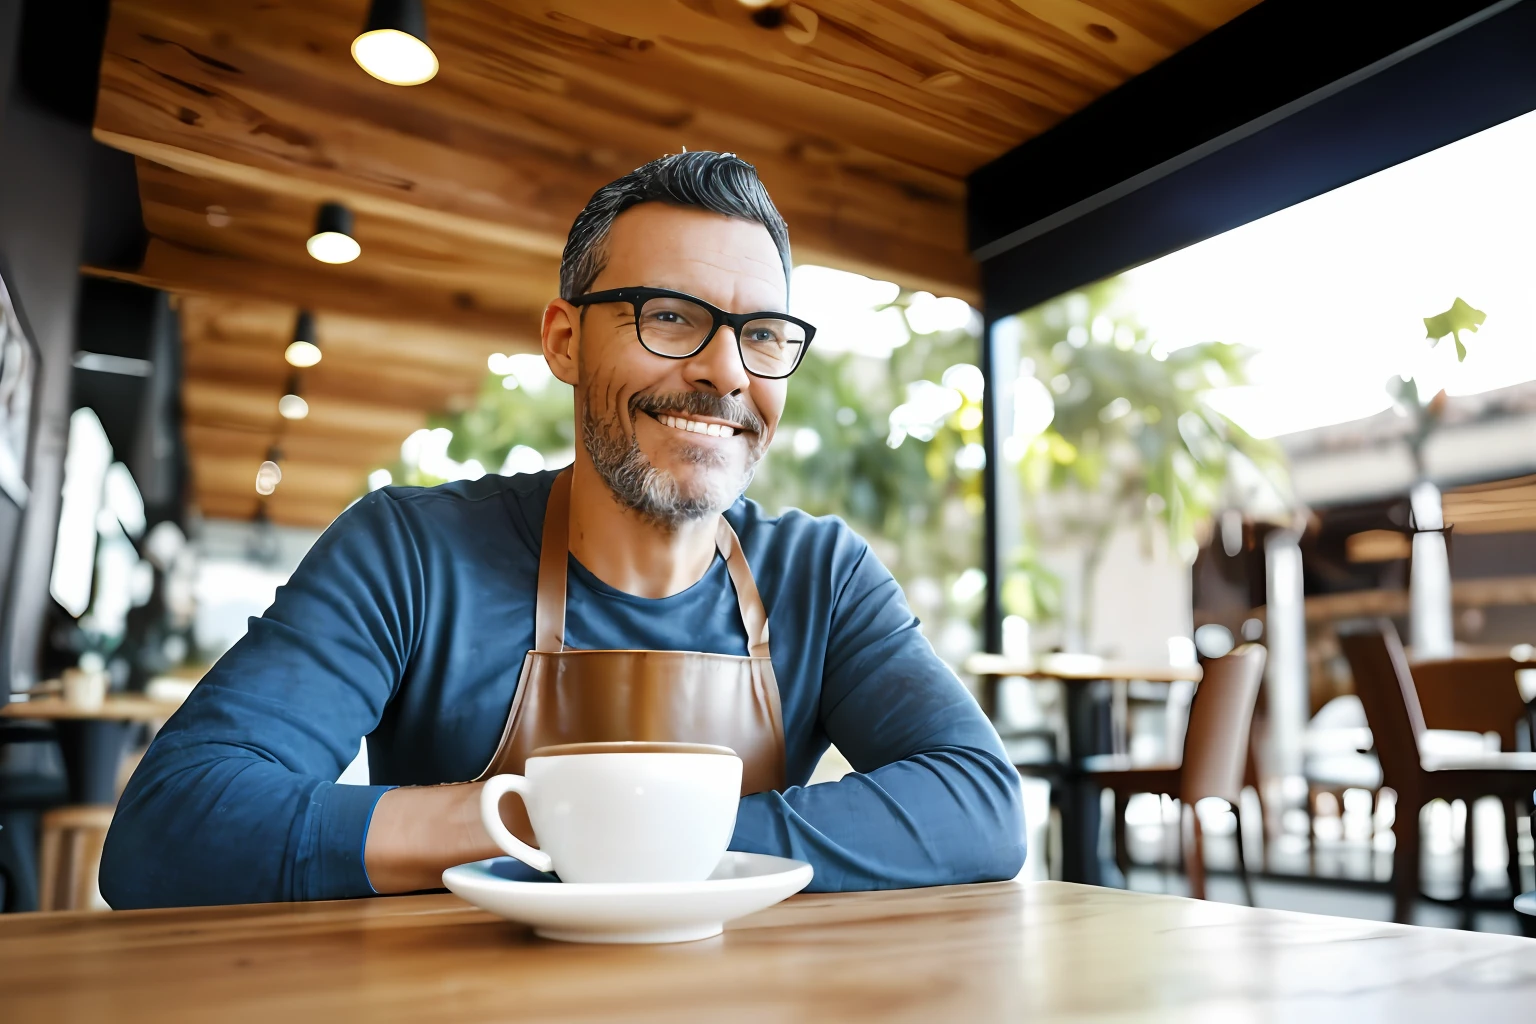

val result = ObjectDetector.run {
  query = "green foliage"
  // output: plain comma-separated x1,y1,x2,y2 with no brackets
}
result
441,372,576,472
746,294,985,644
1423,297,1485,363
1002,280,1284,644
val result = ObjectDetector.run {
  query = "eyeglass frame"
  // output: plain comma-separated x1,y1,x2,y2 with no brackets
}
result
568,286,817,380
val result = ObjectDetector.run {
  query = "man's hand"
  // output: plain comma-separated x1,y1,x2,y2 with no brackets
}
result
363,782,507,893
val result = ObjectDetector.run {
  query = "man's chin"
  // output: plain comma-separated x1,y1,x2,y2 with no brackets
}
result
643,455,752,514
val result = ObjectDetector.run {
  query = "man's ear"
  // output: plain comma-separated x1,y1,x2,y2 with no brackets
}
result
541,299,580,386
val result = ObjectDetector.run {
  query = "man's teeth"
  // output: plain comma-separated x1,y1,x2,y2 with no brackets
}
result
659,414,739,437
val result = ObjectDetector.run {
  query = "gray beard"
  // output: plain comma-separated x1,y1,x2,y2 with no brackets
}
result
582,396,762,529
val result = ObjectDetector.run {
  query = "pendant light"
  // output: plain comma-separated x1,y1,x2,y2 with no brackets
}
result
352,0,439,86
255,445,283,496
307,202,360,264
285,310,322,367
278,374,310,420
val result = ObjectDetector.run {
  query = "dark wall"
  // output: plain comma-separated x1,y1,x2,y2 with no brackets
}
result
0,0,109,691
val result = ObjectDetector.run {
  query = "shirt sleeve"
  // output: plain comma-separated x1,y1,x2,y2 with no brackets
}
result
728,536,1026,890
99,492,416,908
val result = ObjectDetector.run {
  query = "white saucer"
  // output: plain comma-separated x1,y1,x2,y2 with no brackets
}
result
442,851,813,944
1516,891,1536,917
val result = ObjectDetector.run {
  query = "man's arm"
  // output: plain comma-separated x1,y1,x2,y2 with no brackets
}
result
728,539,1025,891
100,491,498,907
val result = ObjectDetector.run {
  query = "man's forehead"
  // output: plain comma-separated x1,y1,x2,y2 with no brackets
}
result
598,203,785,303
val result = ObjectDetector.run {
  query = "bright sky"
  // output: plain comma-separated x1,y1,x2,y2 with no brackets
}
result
1121,107,1536,438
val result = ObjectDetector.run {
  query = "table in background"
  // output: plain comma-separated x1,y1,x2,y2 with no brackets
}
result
2,695,182,804
966,654,1204,886
3,880,1532,1021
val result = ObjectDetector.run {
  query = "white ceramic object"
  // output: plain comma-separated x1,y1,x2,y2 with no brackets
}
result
1515,891,1536,917
61,668,107,711
479,742,742,883
443,851,813,944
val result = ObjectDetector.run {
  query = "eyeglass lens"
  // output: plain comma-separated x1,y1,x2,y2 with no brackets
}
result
638,295,805,377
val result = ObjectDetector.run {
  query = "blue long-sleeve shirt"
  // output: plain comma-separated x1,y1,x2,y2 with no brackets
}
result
101,470,1024,908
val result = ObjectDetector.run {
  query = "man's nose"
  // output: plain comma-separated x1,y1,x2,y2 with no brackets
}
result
683,326,753,396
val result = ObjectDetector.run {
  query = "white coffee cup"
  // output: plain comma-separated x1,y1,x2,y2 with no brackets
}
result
62,667,108,712
479,741,743,884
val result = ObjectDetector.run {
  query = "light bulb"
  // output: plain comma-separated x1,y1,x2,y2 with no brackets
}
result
255,461,282,495
306,231,360,264
285,340,322,367
278,394,310,420
352,28,438,86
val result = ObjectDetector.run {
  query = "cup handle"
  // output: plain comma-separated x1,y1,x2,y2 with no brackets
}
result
479,774,554,873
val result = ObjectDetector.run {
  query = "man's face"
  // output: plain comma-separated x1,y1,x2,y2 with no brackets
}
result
565,203,788,525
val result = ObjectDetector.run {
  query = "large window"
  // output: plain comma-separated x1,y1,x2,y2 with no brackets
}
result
990,106,1536,663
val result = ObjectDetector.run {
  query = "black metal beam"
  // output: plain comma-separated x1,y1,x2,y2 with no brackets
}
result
967,0,1534,321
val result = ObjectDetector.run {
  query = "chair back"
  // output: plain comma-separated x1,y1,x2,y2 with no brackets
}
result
1338,620,1426,787
1408,657,1529,751
1180,644,1267,805
38,805,113,912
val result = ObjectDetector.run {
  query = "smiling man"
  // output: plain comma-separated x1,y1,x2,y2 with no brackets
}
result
101,152,1025,907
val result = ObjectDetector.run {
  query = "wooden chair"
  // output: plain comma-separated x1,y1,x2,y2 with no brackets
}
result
1088,644,1267,903
1410,656,1533,753
1411,655,1535,902
1338,621,1536,923
38,805,114,912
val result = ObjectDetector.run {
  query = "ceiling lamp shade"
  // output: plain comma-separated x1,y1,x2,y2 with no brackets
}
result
285,310,322,367
278,374,310,420
307,202,360,264
352,0,439,86
255,446,283,495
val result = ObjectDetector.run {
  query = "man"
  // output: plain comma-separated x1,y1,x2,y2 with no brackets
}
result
101,152,1024,907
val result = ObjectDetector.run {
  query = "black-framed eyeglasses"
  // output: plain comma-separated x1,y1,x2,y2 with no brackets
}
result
569,286,816,380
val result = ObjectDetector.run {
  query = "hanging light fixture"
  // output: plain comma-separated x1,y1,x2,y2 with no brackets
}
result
307,202,360,264
285,310,322,368
278,374,310,420
352,0,439,86
255,445,283,496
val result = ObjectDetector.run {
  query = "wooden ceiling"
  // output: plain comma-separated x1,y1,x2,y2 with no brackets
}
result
89,0,1260,527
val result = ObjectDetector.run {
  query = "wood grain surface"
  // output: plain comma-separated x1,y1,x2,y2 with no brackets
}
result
0,695,182,722
91,0,1261,526
3,880,1533,1022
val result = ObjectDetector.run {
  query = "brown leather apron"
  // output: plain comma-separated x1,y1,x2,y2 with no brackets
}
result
475,469,786,799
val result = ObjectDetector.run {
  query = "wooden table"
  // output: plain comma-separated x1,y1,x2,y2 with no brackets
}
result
2,695,184,723
965,655,1204,886
3,881,1533,1022
2,695,182,804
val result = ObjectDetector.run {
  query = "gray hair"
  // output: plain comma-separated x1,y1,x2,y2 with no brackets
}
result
559,151,791,300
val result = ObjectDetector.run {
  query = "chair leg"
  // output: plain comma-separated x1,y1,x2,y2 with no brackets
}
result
1232,805,1256,908
37,822,62,914
1182,802,1207,901
1392,795,1421,924
1506,798,1527,898
1112,789,1130,884
1459,800,1475,930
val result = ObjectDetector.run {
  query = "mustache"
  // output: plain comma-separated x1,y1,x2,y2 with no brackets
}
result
630,391,764,435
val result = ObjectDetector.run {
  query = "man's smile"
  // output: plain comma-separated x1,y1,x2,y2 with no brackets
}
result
646,410,747,438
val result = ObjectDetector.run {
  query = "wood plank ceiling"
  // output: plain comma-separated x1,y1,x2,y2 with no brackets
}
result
90,0,1260,527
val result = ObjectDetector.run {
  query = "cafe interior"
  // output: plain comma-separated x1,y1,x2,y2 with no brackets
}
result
2,0,1536,1019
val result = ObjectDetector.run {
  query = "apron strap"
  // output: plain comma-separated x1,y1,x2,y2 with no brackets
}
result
534,470,573,653
534,468,773,659
715,518,772,659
